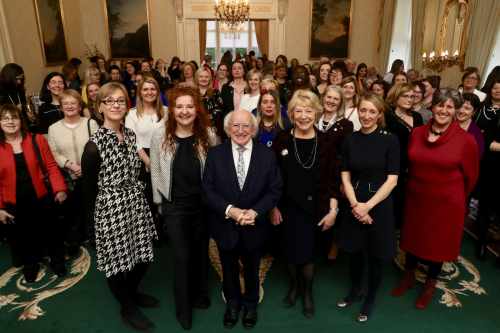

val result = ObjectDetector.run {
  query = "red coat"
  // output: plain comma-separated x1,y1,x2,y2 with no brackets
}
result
400,121,479,262
0,133,66,208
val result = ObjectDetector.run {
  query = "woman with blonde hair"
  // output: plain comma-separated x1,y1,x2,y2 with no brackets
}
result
150,87,217,329
195,67,224,139
337,93,399,322
240,69,262,113
83,82,103,126
385,83,423,226
82,82,157,331
272,89,340,318
48,89,99,252
81,65,101,104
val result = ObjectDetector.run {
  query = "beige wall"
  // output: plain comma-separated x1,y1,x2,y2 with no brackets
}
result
285,0,383,66
0,0,178,93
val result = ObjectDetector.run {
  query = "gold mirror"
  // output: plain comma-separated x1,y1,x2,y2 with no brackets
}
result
438,0,470,67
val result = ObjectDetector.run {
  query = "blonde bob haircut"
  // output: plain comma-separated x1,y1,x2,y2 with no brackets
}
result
323,85,346,119
58,89,84,109
358,93,387,128
287,89,323,123
386,83,414,108
97,82,130,113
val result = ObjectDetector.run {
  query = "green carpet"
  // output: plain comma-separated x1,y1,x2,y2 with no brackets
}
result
0,235,499,333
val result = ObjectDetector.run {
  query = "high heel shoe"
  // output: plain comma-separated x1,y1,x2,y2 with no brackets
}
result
336,290,364,308
356,301,375,323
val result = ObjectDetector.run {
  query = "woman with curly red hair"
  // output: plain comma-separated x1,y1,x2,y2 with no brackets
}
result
150,86,218,330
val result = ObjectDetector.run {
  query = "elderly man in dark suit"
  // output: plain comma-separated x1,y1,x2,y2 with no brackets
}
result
203,109,282,329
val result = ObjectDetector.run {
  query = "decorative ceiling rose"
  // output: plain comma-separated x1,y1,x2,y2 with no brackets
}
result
214,0,250,34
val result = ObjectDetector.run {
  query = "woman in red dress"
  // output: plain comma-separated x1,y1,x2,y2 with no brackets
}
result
392,88,479,309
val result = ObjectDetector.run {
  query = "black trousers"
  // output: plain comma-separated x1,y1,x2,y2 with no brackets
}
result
163,199,208,319
5,196,65,267
348,252,384,305
61,178,86,246
218,241,261,311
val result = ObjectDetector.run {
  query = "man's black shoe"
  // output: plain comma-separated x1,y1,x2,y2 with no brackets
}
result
242,308,258,329
223,306,240,329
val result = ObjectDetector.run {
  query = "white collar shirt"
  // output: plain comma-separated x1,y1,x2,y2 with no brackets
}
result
231,139,253,181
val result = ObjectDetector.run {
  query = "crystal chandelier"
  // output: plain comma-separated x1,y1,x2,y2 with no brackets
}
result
214,0,250,33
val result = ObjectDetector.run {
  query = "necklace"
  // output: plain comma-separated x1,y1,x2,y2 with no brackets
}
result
292,129,317,169
429,126,444,136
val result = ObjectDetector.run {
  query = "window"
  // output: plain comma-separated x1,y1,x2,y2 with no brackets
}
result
205,20,260,68
387,0,412,71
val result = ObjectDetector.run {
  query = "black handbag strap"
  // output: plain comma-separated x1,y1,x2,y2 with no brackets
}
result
31,134,52,193
87,118,92,138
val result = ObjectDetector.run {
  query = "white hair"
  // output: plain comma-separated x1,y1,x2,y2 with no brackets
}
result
223,110,258,138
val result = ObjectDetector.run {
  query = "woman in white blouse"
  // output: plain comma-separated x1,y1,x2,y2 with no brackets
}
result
239,69,262,113
125,76,167,170
125,76,167,234
48,89,99,252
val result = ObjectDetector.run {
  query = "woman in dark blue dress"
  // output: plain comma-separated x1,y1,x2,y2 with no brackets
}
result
337,93,400,322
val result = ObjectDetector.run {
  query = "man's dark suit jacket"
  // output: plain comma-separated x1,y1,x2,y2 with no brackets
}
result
202,140,282,251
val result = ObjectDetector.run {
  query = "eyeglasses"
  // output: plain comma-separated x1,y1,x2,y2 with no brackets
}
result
0,116,20,123
231,123,252,131
102,98,127,106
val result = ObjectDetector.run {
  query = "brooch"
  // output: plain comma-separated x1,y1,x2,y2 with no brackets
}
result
281,149,288,156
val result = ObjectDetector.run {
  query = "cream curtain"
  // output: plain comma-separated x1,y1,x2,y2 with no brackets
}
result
411,0,426,70
377,0,397,72
464,0,500,77
253,20,269,56
199,19,207,63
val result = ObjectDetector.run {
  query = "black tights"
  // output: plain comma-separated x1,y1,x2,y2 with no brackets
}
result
405,253,443,279
287,262,314,287
348,252,384,305
106,263,149,308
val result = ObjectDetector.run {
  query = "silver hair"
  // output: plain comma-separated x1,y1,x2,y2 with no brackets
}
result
431,88,464,109
223,110,258,138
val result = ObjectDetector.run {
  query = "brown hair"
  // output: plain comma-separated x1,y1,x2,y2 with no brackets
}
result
341,75,360,106
135,76,164,121
386,83,414,108
256,90,284,129
0,104,28,143
164,87,210,154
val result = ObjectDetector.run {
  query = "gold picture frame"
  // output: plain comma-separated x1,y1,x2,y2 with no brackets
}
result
309,0,353,60
33,0,69,65
102,0,152,59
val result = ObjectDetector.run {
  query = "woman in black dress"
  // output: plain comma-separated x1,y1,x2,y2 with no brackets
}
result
272,89,340,318
337,93,399,322
385,83,423,227
195,67,224,140
150,87,218,330
37,72,67,135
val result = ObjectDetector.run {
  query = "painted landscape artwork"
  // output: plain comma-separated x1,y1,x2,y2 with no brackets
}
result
34,0,68,65
310,0,351,59
105,0,151,58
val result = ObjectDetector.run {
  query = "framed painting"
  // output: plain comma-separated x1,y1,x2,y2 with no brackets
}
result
104,0,151,59
33,0,69,65
309,0,352,59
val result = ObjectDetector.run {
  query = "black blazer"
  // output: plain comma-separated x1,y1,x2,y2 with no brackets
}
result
220,84,235,118
202,140,282,251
